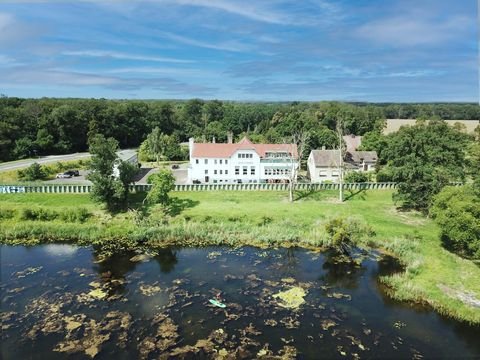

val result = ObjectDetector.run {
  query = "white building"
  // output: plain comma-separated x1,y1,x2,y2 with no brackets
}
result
188,137,298,184
113,149,138,178
307,149,377,183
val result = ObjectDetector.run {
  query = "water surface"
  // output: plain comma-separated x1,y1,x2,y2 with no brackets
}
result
1,245,479,359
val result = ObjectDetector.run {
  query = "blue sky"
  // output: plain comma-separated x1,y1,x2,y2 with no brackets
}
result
0,0,477,101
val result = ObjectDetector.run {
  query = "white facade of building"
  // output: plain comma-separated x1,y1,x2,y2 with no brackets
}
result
113,149,138,178
188,137,298,184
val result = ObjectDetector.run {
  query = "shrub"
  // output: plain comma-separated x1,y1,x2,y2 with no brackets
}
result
0,208,16,220
344,171,370,183
18,163,47,181
59,208,91,223
324,216,375,255
430,185,480,259
20,207,58,221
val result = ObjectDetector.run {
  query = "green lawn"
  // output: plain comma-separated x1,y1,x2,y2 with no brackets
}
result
1,189,479,323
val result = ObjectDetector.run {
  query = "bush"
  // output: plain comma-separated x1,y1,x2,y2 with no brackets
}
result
376,167,394,182
0,208,16,220
430,185,480,259
324,216,375,254
18,163,47,181
344,171,370,183
20,207,58,221
59,208,91,223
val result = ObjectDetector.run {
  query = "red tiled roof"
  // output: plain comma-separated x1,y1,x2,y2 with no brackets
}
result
192,136,298,158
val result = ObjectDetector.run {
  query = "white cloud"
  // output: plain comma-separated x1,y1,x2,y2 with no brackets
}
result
356,14,474,46
157,31,252,52
62,50,194,63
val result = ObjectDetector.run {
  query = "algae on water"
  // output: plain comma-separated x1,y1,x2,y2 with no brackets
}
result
272,287,307,309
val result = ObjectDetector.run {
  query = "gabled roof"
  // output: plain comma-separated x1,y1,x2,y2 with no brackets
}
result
191,136,298,158
349,151,377,163
310,149,378,167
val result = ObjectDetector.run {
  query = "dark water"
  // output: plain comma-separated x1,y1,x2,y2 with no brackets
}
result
1,245,479,359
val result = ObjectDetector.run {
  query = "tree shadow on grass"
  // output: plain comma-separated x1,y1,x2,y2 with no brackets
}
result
344,188,367,201
294,189,327,201
165,196,200,216
127,192,148,210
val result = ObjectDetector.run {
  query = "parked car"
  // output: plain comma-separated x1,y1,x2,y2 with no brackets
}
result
193,179,201,184
171,164,180,169
56,172,72,179
64,169,80,177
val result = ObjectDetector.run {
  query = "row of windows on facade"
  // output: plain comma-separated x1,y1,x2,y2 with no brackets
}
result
203,166,291,176
196,159,229,165
195,152,291,165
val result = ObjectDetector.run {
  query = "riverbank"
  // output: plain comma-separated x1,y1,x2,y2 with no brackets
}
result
1,190,479,324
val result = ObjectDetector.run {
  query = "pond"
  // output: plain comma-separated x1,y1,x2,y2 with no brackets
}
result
1,245,479,359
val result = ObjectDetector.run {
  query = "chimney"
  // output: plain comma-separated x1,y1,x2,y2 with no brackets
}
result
212,136,216,143
227,132,233,144
189,137,194,159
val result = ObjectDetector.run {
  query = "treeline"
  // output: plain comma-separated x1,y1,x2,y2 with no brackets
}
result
1,96,480,162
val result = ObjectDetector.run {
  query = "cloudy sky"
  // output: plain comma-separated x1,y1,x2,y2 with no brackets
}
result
0,0,477,101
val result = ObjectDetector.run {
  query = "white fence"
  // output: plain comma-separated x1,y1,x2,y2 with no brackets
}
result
0,182,399,194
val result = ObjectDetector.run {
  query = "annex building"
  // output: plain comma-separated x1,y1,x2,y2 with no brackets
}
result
307,149,378,183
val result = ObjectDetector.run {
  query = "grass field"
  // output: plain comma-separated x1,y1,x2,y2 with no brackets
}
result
1,189,479,323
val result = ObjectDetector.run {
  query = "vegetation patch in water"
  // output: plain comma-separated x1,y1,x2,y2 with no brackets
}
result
272,287,307,309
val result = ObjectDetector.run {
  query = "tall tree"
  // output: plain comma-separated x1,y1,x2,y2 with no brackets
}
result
381,120,469,211
87,134,136,211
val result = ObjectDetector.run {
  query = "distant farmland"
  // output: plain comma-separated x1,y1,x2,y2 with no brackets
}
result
384,119,479,134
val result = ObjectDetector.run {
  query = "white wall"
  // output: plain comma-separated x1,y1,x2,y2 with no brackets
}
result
188,148,297,184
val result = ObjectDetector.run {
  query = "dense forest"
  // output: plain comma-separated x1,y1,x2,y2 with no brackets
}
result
1,96,479,162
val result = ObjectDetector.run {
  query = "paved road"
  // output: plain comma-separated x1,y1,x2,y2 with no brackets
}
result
0,153,91,172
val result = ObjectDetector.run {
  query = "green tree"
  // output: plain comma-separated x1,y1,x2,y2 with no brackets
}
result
116,160,138,206
466,141,480,194
144,128,183,163
146,169,176,206
87,134,136,211
381,120,469,211
146,127,164,164
18,162,46,181
430,186,480,259
358,131,387,157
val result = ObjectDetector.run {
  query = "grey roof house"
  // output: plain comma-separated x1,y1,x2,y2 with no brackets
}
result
307,149,378,183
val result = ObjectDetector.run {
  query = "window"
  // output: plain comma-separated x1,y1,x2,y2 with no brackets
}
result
204,159,208,164
205,170,208,174
225,170,228,175
220,170,223,174
251,167,255,175
213,180,217,183
243,166,248,175
220,159,223,164
235,166,240,175
214,170,217,175
195,159,199,164
214,159,217,165
225,160,228,164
